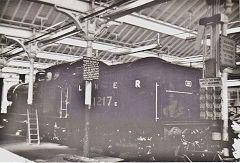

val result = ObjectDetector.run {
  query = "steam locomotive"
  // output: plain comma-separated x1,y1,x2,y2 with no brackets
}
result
4,57,222,161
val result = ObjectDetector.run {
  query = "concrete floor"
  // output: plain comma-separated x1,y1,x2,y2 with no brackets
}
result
1,142,76,162
0,147,34,162
0,135,123,162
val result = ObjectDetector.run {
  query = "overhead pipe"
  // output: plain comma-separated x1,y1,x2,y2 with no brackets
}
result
39,29,79,44
1,44,18,56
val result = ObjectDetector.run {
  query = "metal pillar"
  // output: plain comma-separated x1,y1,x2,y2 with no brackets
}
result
54,6,112,158
221,22,229,142
208,0,231,144
204,0,231,143
27,57,34,105
83,32,93,157
3,36,37,105
0,58,6,113
213,0,221,78
221,0,233,142
222,72,228,141
205,0,221,78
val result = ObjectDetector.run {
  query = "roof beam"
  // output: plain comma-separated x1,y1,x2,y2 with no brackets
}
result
116,43,160,56
36,52,80,62
1,23,238,65
32,0,197,40
0,24,183,62
0,25,33,38
157,0,207,52
7,46,81,62
116,13,197,39
16,0,240,41
35,0,90,13
2,66,39,74
227,80,240,87
227,27,240,34
3,2,239,44
104,0,171,20
1,15,239,51
36,0,171,21
6,60,54,69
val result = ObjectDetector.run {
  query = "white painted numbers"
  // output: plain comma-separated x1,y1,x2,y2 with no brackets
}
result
93,96,113,107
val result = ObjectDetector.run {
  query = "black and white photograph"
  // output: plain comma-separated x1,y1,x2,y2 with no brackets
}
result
0,0,240,162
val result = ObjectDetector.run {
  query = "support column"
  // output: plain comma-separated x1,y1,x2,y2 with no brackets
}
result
83,26,93,157
204,0,231,146
205,0,221,78
27,57,34,105
222,72,228,141
0,58,6,113
212,2,221,78
221,20,229,142
53,6,111,157
221,0,233,143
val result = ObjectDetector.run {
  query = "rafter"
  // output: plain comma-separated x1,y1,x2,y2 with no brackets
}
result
1,0,10,19
21,2,34,23
132,29,150,44
31,4,44,24
181,42,198,58
164,0,188,22
170,39,190,57
35,0,90,13
11,0,23,20
119,26,136,42
168,0,202,26
51,12,62,26
105,52,114,60
175,41,195,57
145,3,161,17
73,47,82,56
55,44,63,53
105,24,124,40
62,45,71,54
126,27,142,43
155,0,176,20
158,1,207,53
142,31,157,45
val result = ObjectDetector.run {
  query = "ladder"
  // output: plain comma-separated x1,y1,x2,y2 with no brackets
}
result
27,108,40,144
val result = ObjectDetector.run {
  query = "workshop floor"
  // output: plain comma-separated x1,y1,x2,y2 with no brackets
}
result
0,134,123,162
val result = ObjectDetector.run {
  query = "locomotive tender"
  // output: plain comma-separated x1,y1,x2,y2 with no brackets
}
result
7,57,219,161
